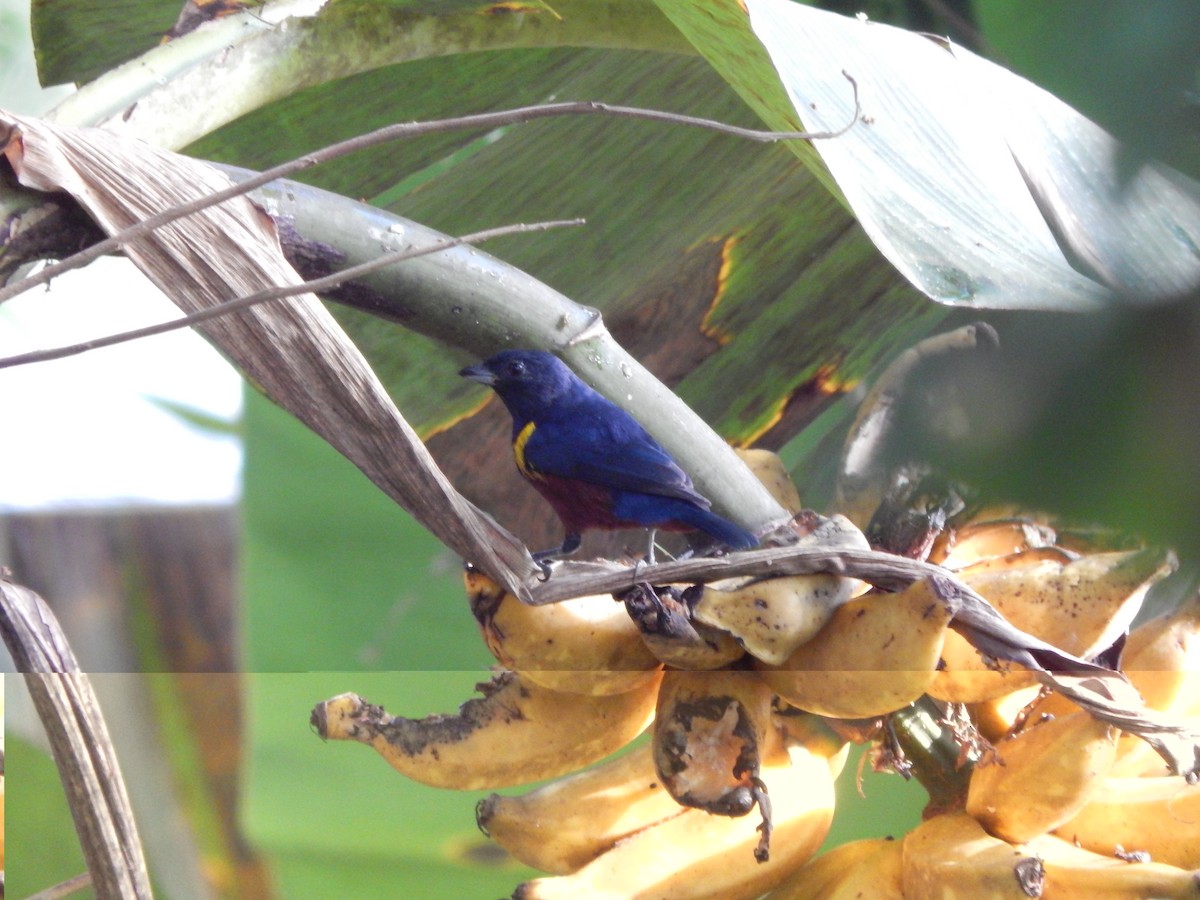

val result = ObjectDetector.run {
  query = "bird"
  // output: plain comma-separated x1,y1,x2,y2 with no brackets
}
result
460,349,758,570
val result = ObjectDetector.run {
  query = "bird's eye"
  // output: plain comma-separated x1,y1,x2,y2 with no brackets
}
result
507,360,526,377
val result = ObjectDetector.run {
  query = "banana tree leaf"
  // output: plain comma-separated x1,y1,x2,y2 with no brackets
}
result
661,0,1200,308
32,0,187,85
44,0,688,143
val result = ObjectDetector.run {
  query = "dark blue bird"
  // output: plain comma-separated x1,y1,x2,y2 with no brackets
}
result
460,349,758,566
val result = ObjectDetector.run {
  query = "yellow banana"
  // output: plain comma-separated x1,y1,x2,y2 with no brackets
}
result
962,547,1173,656
476,741,685,875
765,836,904,899
311,669,660,790
966,709,1117,843
735,448,803,514
1055,775,1200,870
1120,590,1200,710
927,632,1039,704
1110,591,1200,776
513,741,836,900
465,565,662,695
691,512,869,667
623,582,746,670
929,547,1174,704
690,572,861,666
652,670,778,839
904,811,1200,899
1026,831,1200,898
901,810,1037,899
969,684,1044,742
775,710,851,779
758,576,953,718
947,545,1075,574
930,517,1058,570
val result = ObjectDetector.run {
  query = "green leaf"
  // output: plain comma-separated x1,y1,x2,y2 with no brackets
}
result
666,0,1200,309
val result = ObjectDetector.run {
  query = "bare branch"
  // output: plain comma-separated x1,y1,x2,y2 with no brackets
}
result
0,218,583,370
25,873,95,900
0,76,858,305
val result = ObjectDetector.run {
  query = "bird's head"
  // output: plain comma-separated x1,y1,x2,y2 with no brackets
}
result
460,349,581,420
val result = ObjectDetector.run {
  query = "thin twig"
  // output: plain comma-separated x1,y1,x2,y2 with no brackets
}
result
25,872,95,900
528,544,941,605
0,218,583,369
0,73,858,306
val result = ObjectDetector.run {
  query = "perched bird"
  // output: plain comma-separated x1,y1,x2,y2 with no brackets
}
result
460,349,758,567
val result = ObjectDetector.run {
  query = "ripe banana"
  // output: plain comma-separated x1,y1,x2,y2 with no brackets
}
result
969,684,1044,742
690,572,860,666
1110,591,1200,776
949,545,1075,574
1026,831,1200,898
966,709,1117,843
477,741,685,875
902,808,1036,898
464,565,662,695
1122,590,1200,710
311,669,660,790
764,836,904,899
513,740,836,900
758,575,954,718
930,517,1058,570
652,669,777,856
775,710,851,779
689,513,869,667
929,547,1174,703
1055,775,1200,870
623,582,746,670
964,547,1173,656
904,810,1200,899
735,448,803,514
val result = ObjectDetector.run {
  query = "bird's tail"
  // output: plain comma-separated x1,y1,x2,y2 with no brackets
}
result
679,506,759,551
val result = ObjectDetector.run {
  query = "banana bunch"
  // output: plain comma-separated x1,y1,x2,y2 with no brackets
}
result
813,559,1198,898
928,539,1174,704
509,724,839,899
310,422,1200,897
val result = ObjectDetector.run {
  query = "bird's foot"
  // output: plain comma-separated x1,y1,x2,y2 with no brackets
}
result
531,532,583,581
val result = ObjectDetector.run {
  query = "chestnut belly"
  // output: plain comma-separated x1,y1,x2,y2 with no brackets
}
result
529,473,693,535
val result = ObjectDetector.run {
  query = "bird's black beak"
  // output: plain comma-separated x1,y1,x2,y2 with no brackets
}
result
459,363,496,385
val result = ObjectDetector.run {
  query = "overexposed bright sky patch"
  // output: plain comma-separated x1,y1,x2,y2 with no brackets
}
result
0,258,243,509
1,0,243,510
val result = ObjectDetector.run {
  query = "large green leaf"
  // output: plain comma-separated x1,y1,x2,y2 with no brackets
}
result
663,0,1200,309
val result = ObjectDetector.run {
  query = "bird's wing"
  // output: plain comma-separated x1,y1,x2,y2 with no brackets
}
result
523,412,711,507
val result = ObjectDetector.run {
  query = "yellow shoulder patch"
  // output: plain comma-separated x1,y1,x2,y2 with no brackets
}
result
513,421,542,481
